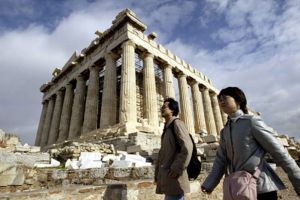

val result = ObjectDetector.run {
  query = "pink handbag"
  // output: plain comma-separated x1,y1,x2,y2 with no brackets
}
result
223,170,259,200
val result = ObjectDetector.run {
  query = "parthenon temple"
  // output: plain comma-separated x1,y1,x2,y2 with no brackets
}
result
35,9,228,151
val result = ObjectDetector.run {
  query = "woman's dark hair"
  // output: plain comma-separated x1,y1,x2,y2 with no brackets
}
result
164,98,179,116
218,87,249,114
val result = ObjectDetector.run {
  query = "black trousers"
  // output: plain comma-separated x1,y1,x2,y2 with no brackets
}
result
257,191,277,200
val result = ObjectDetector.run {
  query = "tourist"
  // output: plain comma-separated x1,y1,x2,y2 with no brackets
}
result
201,87,300,199
155,98,193,200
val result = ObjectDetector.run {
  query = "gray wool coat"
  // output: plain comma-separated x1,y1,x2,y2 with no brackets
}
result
202,110,300,196
155,117,193,195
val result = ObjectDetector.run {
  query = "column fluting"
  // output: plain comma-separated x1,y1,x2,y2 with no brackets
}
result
35,101,48,146
191,80,206,134
48,90,64,145
211,92,224,134
178,74,195,135
40,97,55,147
142,52,158,129
57,83,74,142
68,75,86,139
163,64,176,99
82,66,100,134
201,86,217,136
119,40,137,125
100,52,117,128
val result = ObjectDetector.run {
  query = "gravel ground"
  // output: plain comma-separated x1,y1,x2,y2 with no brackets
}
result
277,167,300,200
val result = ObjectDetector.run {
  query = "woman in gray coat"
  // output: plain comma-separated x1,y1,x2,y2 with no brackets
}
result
201,87,300,200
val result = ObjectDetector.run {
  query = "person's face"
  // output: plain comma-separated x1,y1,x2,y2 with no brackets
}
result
161,102,173,118
218,95,240,115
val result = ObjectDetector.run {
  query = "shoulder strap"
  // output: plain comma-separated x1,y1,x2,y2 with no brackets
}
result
170,119,181,149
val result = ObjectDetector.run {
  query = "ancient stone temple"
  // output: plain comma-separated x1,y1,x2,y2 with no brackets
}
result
35,9,227,151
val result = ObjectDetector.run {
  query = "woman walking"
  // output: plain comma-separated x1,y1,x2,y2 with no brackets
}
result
201,87,300,200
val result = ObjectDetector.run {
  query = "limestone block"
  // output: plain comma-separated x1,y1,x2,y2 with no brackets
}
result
112,167,132,178
90,168,109,178
15,145,30,152
120,154,146,163
203,135,218,143
80,160,102,169
111,160,133,168
133,161,151,167
0,129,4,140
52,170,68,180
206,149,217,157
0,163,24,186
0,152,50,167
79,152,102,162
65,159,79,169
102,154,120,163
34,158,60,168
29,146,41,153
278,137,289,147
127,145,150,153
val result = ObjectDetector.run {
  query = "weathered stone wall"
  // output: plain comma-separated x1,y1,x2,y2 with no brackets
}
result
0,163,299,199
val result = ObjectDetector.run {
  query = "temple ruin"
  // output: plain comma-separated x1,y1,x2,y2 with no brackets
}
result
35,9,227,151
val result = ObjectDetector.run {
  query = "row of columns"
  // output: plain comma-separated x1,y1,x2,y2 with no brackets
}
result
35,39,226,147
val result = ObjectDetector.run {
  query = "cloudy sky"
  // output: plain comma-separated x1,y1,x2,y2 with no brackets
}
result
0,0,299,145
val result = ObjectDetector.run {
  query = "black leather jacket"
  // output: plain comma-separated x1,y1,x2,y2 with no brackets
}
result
202,110,300,195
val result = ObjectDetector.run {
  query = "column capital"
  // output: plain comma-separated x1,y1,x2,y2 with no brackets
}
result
199,84,208,91
76,74,85,81
89,65,100,72
177,72,187,79
162,63,173,69
122,39,136,48
209,90,218,97
56,90,63,95
140,51,154,59
104,51,119,60
188,78,199,85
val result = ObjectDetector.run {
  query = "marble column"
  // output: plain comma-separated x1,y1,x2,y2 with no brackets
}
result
48,90,64,145
221,111,228,125
191,80,206,134
82,66,100,134
119,40,137,125
178,74,195,135
57,83,74,142
201,86,217,136
35,101,48,146
163,64,176,99
68,75,86,139
100,52,117,128
40,97,55,147
211,92,224,134
142,52,159,128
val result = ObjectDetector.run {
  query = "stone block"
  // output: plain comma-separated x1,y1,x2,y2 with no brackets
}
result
278,137,289,147
0,152,50,167
52,170,68,180
65,159,79,169
203,135,218,143
112,167,132,178
79,152,102,161
80,160,102,169
15,145,30,152
206,149,217,157
127,145,144,153
120,153,146,163
0,163,25,186
90,168,109,178
111,160,133,168
102,154,120,162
